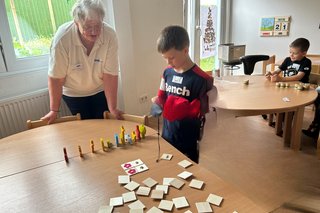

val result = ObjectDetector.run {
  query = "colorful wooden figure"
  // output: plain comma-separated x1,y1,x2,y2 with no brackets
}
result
115,134,120,147
100,138,106,152
139,124,146,139
78,145,83,158
131,131,136,143
90,140,95,153
120,126,125,145
136,125,141,141
63,147,69,163
106,139,113,149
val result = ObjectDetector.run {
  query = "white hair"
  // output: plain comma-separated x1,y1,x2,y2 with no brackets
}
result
71,0,105,23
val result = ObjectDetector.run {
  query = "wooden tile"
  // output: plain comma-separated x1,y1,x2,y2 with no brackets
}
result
163,177,174,186
156,184,169,194
172,196,189,209
109,196,123,207
98,205,113,213
189,179,204,189
118,175,130,184
206,193,223,206
184,210,193,213
128,200,146,210
146,206,164,213
129,209,144,213
178,159,193,168
124,181,140,191
150,189,164,200
158,200,174,211
169,178,185,189
136,186,151,196
143,177,158,188
122,191,137,203
195,202,212,213
160,153,173,160
177,171,193,179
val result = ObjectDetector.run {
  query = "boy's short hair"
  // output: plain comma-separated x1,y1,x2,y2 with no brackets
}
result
290,38,310,52
157,25,190,53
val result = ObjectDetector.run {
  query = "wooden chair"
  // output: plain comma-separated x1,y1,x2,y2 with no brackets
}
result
27,113,81,130
103,111,148,125
262,55,276,75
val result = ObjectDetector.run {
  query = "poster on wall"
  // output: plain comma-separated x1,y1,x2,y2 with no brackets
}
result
260,16,290,37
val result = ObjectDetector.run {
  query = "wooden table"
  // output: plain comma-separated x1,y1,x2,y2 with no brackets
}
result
210,75,318,150
0,119,264,212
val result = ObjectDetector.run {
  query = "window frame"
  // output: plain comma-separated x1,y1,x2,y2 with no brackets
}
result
0,0,115,75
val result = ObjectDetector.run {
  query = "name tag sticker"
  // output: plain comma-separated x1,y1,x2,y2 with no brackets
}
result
72,64,83,70
172,76,183,84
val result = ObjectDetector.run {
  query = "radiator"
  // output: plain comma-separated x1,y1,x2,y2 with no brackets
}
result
0,89,71,138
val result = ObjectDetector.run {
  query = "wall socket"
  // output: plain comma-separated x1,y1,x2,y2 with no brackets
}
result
139,94,148,103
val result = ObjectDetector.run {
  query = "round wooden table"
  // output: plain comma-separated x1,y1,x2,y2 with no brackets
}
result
0,119,264,212
210,75,318,150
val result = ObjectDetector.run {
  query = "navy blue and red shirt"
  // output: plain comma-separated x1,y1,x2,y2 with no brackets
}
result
157,65,213,122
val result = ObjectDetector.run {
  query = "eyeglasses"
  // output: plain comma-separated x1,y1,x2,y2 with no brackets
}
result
81,23,102,33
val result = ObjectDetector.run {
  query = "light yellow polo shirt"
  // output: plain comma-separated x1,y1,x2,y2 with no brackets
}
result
48,21,119,97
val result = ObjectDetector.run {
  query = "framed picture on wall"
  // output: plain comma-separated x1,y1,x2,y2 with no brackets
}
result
260,16,290,37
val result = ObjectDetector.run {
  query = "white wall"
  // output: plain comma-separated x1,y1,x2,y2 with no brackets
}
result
113,0,183,115
230,0,320,73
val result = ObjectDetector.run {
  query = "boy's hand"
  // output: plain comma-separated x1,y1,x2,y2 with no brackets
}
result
271,74,280,82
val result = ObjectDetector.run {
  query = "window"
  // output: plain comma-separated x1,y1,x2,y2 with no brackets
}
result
186,0,223,72
0,0,76,73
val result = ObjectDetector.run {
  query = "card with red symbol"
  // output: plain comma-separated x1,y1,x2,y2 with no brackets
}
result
121,159,148,176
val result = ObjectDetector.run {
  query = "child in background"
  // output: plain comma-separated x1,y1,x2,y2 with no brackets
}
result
152,25,213,163
265,37,311,83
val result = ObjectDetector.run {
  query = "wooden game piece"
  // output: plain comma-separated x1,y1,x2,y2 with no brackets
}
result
98,205,113,213
78,145,83,158
115,134,120,147
131,131,137,143
155,185,169,194
63,147,69,163
243,79,249,85
136,125,141,140
120,126,125,144
109,196,123,207
139,124,146,139
206,193,223,206
189,179,204,189
122,191,137,203
178,160,193,168
136,186,151,196
169,178,185,189
106,139,113,149
177,171,193,180
129,209,143,213
124,181,140,191
184,210,192,213
146,206,164,213
143,177,158,188
100,138,106,152
128,200,146,210
160,153,173,160
172,196,189,209
158,200,174,211
118,175,130,184
195,202,212,213
163,178,174,186
90,140,95,153
150,190,164,200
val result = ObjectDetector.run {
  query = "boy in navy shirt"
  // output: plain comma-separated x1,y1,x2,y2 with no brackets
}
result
153,26,213,163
